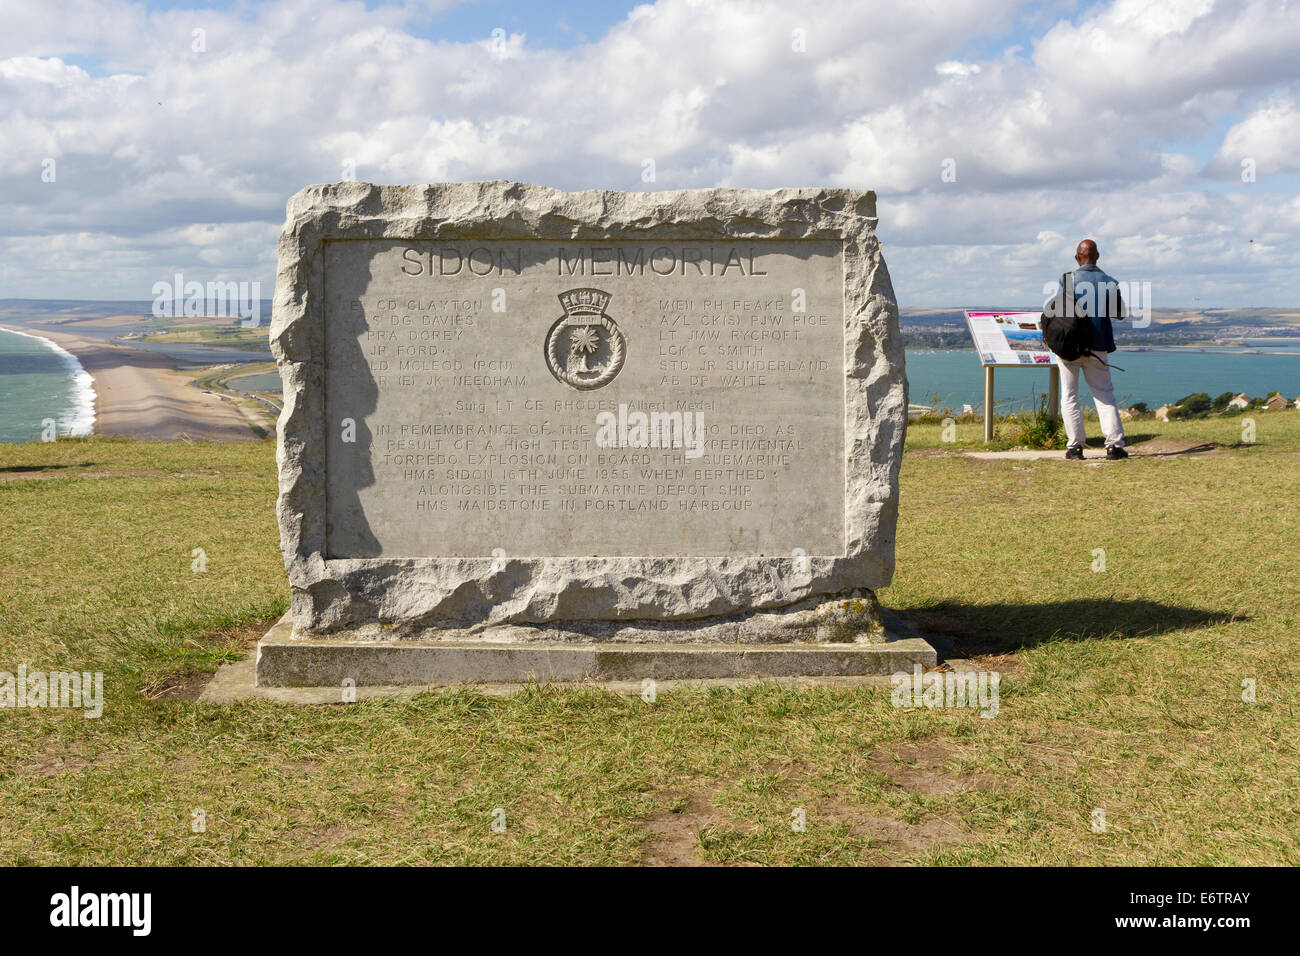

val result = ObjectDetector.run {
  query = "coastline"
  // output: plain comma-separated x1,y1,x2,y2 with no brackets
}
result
0,324,263,442
0,326,97,437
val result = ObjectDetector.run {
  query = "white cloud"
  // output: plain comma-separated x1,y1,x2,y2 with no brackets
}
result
935,61,981,77
1211,96,1300,177
0,0,1296,304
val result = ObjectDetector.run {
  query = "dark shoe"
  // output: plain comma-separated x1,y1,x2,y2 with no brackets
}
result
1065,446,1084,460
1106,446,1129,460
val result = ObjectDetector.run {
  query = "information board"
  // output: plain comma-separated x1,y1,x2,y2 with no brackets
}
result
965,311,1054,366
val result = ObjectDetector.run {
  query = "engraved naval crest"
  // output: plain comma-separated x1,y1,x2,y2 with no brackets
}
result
544,288,626,390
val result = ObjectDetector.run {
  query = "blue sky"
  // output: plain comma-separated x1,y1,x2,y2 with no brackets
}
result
409,0,635,48
124,0,637,47
2,0,1298,306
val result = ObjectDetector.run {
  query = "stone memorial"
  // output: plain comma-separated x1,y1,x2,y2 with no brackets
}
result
259,181,934,687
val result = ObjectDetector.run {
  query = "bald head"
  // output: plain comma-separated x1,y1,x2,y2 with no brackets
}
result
1075,239,1099,265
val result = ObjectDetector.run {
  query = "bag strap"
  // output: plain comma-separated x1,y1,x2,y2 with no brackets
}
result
1063,269,1123,369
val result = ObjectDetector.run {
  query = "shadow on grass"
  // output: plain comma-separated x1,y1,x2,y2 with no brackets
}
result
1088,432,1159,446
905,599,1245,657
0,462,93,473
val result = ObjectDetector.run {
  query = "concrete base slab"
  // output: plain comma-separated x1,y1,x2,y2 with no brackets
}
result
197,611,938,702
199,651,900,704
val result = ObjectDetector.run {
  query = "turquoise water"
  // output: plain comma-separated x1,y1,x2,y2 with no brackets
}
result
4,327,1300,443
229,371,282,391
222,348,1300,409
0,328,95,443
178,347,1300,412
906,348,1300,412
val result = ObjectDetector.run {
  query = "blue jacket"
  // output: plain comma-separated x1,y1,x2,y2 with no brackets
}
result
1055,264,1123,353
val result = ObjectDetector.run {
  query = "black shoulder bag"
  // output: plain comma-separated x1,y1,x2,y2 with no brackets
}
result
1040,271,1096,362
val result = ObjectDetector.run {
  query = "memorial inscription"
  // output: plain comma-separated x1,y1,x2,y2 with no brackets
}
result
322,239,844,558
272,181,906,639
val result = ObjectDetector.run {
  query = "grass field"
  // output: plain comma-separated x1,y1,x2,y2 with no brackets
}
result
1,414,1297,865
137,324,270,351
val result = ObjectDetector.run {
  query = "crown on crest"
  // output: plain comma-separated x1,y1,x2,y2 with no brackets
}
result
558,288,611,324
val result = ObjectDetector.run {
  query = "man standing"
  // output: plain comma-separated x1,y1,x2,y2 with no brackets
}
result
1053,239,1127,460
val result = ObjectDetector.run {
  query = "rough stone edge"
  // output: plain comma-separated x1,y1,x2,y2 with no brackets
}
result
299,588,888,645
271,181,907,633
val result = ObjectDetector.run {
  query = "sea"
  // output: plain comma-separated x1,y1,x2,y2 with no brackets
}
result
2,327,1299,443
906,342,1300,413
0,328,96,444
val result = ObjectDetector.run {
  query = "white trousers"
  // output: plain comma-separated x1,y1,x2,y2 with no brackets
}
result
1056,352,1125,449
